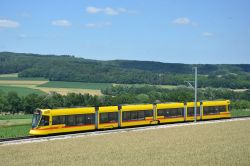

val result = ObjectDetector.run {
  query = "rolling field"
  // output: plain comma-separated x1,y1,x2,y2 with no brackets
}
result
39,81,112,90
0,119,249,166
0,125,31,138
0,114,32,120
113,83,179,89
0,85,46,96
0,115,32,138
0,74,109,96
0,119,31,127
0,73,18,77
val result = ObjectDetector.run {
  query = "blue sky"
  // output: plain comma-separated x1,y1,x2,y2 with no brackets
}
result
0,0,250,64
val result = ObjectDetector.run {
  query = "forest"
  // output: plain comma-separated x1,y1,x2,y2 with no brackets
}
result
1,52,250,89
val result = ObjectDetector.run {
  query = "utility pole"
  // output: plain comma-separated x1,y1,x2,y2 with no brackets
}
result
185,67,198,123
194,67,198,123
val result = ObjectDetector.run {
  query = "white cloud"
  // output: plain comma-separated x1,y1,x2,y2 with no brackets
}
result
0,19,20,28
103,7,119,15
85,22,112,28
173,17,191,25
86,6,128,15
86,7,102,14
51,19,71,27
202,32,214,37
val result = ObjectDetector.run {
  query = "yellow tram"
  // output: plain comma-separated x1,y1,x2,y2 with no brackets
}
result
30,100,231,135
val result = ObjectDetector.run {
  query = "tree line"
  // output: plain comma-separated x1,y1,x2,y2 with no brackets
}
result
1,86,250,114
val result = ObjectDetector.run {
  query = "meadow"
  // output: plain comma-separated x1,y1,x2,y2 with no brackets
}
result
0,125,31,138
0,119,31,127
231,109,250,117
0,114,32,138
0,114,32,120
0,119,249,166
39,81,112,90
0,85,45,96
113,83,179,89
0,74,110,96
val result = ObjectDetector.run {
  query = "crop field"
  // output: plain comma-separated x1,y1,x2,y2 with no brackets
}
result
0,85,45,96
113,83,179,89
0,73,108,96
0,73,18,78
0,73,47,81
36,87,103,96
0,114,32,120
39,81,112,90
0,119,31,127
0,119,249,166
0,125,31,138
0,115,32,138
0,74,109,96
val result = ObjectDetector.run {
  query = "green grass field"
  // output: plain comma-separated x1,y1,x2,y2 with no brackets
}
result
0,73,18,77
0,119,31,127
0,85,45,96
0,77,48,81
114,83,179,89
0,114,32,120
0,119,249,165
0,115,32,138
0,125,31,138
231,109,250,117
39,81,112,90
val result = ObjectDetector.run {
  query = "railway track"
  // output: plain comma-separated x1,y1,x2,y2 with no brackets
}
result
1,116,250,145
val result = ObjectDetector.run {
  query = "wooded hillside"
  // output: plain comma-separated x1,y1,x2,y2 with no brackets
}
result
1,52,250,89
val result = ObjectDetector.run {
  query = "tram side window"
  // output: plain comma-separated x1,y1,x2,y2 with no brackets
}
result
52,116,66,125
157,109,165,116
131,111,138,120
67,115,76,126
108,112,118,123
100,112,118,123
85,114,95,125
157,108,184,118
203,106,226,115
123,112,131,121
39,116,50,126
76,114,85,126
144,110,153,117
187,107,200,116
138,111,144,119
122,110,153,122
100,113,108,123
218,106,226,112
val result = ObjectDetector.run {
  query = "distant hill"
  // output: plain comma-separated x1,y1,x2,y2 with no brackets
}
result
0,52,250,88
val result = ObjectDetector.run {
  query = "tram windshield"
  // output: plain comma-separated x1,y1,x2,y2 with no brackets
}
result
32,109,41,129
